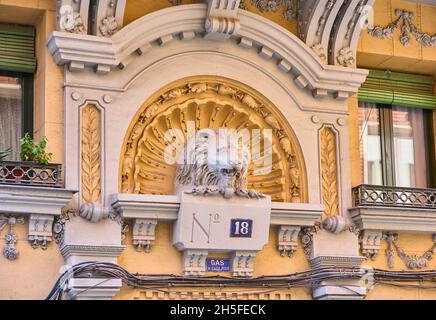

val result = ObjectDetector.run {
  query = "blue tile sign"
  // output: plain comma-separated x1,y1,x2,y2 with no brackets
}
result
230,219,253,238
206,258,231,272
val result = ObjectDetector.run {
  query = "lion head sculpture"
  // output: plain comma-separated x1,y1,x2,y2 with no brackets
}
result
174,131,265,199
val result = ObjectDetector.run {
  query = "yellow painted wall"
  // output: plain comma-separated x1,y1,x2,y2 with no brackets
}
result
116,223,312,300
123,0,298,36
0,222,64,299
357,0,436,77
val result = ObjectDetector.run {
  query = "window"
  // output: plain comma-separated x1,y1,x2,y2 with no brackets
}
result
359,102,431,188
0,71,33,160
0,24,36,161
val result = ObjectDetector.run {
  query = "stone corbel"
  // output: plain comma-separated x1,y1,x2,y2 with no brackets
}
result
359,230,383,260
184,250,208,276
204,0,241,41
28,214,55,250
79,202,111,223
132,219,157,252
232,250,256,277
278,226,300,257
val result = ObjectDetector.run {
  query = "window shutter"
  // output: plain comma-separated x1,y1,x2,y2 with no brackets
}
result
358,69,436,109
0,24,36,74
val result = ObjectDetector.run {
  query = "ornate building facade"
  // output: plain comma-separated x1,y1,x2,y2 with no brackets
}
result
0,0,435,300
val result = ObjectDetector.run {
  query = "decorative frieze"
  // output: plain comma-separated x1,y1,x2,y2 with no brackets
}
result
367,9,436,47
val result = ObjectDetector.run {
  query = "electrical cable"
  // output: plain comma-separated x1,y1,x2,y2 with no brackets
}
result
45,262,436,300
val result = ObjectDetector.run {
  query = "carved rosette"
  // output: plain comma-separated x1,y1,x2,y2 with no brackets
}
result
120,78,306,203
81,105,101,204
320,127,339,217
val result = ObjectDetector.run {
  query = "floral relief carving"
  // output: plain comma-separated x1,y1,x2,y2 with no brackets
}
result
59,5,86,34
367,9,436,47
336,47,355,67
99,16,119,37
320,127,339,217
81,105,101,204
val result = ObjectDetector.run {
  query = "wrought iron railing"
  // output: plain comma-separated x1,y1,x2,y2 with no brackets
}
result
0,161,62,188
352,184,436,209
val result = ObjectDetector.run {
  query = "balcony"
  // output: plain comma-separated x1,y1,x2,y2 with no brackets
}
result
350,184,436,260
0,161,62,188
0,161,75,260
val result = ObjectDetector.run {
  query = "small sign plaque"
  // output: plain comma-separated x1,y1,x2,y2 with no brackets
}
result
230,219,253,238
206,258,231,272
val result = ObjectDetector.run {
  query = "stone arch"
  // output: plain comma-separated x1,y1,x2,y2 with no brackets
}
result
119,76,307,203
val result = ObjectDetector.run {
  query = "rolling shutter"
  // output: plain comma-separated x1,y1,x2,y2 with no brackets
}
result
358,69,436,109
0,24,36,74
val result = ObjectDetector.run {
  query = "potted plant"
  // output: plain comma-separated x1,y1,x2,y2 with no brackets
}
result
1,134,55,185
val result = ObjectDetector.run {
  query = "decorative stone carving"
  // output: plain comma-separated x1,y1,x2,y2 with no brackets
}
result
121,79,305,203
28,215,55,250
99,16,119,37
175,132,266,200
311,43,327,63
132,219,157,252
323,216,349,234
300,224,321,258
367,9,436,47
183,250,208,276
336,47,355,67
204,0,241,41
58,3,86,34
81,104,101,205
359,230,383,260
232,250,256,277
0,215,24,260
320,127,339,217
385,234,436,270
79,203,110,223
278,225,300,257
251,0,296,21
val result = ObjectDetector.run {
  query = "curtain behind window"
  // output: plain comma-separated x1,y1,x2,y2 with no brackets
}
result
0,76,22,160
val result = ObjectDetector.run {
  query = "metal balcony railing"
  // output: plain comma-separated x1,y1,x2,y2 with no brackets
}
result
352,184,436,209
0,161,62,188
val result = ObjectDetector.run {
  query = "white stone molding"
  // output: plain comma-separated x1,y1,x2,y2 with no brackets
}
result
61,244,125,265
204,0,241,41
0,185,76,254
112,193,323,257
278,225,300,257
350,207,436,234
312,281,367,300
28,214,55,250
67,278,122,300
47,4,368,97
329,0,375,67
310,255,366,268
132,219,157,252
232,250,256,277
184,249,208,276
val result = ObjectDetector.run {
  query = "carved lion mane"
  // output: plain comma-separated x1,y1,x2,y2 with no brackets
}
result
174,132,264,199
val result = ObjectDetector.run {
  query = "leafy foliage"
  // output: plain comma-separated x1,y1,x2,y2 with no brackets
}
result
0,148,11,160
20,133,53,165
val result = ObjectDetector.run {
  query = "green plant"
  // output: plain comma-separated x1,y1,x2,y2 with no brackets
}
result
20,133,53,165
0,148,11,160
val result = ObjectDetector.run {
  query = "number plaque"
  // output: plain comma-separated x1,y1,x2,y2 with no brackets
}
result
230,219,253,238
